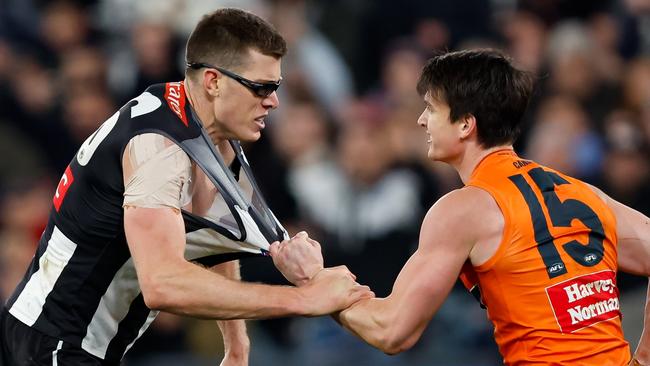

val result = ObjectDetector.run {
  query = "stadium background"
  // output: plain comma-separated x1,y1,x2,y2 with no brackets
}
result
0,0,649,365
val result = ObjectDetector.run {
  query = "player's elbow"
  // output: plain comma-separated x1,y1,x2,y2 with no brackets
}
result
371,317,418,355
377,333,416,355
140,276,174,311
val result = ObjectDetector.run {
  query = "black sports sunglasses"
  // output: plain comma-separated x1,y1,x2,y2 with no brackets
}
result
186,62,281,97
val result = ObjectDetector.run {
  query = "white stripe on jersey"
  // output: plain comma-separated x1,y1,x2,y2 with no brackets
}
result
10,226,78,326
52,340,63,366
81,258,142,359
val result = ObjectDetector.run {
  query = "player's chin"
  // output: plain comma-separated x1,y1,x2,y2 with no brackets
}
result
239,130,262,142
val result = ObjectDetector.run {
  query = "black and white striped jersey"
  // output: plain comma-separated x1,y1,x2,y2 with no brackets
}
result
6,82,287,363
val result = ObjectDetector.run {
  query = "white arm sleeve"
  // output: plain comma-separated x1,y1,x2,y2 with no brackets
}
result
122,133,192,210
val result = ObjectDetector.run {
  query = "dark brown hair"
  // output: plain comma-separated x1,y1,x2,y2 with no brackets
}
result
186,8,287,73
417,49,535,148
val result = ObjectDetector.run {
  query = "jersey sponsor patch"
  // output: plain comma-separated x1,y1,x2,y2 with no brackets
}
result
53,165,74,211
164,82,188,126
545,270,621,333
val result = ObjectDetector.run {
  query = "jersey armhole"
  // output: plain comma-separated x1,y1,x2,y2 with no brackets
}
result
467,182,513,273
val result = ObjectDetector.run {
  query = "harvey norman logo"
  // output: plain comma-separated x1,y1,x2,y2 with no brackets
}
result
545,270,621,333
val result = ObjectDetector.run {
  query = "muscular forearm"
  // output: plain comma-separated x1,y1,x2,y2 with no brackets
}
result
142,260,308,319
212,260,242,280
634,281,650,364
126,207,369,321
336,298,410,355
126,207,310,319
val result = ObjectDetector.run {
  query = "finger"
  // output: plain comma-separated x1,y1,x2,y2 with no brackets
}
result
354,285,374,297
294,231,308,239
348,287,375,303
306,238,321,248
269,242,280,257
332,265,352,276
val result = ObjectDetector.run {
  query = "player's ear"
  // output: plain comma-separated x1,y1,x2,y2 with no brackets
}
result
202,69,221,98
459,113,477,140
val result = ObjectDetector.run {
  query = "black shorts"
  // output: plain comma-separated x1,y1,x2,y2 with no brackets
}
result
0,308,116,366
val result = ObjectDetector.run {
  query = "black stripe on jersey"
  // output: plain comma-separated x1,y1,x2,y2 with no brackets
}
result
182,210,240,241
193,252,261,268
103,294,150,362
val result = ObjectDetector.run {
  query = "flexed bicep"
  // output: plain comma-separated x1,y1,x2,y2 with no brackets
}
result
585,183,650,276
613,201,650,276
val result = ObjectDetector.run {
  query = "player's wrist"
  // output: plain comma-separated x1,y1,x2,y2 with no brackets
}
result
294,266,324,287
293,282,322,317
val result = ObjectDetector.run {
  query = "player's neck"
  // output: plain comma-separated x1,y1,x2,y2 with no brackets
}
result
184,78,227,145
454,144,514,184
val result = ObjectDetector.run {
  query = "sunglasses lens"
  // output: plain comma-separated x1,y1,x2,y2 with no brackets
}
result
255,84,279,97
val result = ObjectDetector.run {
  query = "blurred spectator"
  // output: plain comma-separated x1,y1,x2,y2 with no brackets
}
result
545,20,621,129
597,109,650,295
0,182,51,242
270,0,354,116
326,100,425,297
623,0,650,55
526,95,604,180
129,21,184,96
588,11,625,83
501,10,548,74
622,57,650,114
62,90,116,143
4,55,77,172
0,124,47,187
38,0,103,68
598,110,650,215
0,229,36,303
59,46,110,96
271,92,340,238
354,0,491,93
373,39,430,111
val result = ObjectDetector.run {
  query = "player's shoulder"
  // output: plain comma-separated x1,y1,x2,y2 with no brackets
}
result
544,166,613,205
424,186,501,231
432,186,498,211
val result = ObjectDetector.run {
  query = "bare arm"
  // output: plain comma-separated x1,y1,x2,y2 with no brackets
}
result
210,261,249,365
334,188,491,354
634,282,650,365
588,184,650,364
124,206,369,319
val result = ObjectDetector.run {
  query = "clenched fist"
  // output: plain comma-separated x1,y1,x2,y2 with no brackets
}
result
298,266,374,316
270,231,324,286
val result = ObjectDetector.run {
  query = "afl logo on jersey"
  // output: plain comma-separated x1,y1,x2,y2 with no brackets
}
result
548,262,565,275
584,253,598,264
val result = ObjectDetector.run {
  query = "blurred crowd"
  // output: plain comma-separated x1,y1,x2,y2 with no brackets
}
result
1,0,649,365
